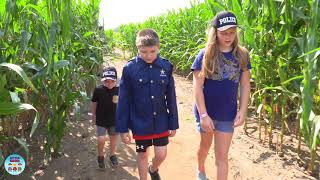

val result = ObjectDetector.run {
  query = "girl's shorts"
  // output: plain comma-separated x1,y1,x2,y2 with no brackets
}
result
196,119,234,133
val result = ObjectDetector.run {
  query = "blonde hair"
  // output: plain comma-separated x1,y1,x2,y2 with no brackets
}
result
200,27,249,78
136,28,160,47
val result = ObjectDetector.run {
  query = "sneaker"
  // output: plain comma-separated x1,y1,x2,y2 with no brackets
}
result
148,165,161,180
109,155,119,167
97,156,105,169
197,171,207,180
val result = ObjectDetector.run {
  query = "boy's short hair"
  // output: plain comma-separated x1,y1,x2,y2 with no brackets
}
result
136,28,160,47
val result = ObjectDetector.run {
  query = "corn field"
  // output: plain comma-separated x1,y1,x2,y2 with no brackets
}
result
0,0,319,178
109,0,320,175
0,0,105,176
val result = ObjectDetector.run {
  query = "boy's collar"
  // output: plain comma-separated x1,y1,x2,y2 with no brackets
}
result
136,54,162,67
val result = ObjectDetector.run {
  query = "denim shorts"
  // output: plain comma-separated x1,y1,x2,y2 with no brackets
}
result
96,126,119,136
196,119,234,133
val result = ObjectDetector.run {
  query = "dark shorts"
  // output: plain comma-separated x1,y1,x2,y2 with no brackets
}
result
135,136,169,153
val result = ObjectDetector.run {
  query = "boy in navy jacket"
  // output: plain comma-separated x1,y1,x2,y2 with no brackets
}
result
116,28,179,180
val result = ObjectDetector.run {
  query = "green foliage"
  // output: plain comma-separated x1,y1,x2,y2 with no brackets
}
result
0,0,103,159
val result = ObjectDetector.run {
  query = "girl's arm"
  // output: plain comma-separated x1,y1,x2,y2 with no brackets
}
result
234,70,251,127
193,71,215,132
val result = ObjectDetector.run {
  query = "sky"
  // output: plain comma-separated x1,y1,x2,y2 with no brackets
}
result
99,0,204,29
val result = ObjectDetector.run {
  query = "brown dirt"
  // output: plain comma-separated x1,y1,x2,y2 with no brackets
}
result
7,59,319,180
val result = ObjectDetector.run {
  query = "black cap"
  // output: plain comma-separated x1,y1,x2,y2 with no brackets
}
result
101,66,117,81
211,11,237,31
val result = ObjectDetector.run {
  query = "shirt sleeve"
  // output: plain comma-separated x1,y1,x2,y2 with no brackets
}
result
241,51,252,72
91,87,98,102
166,64,179,130
115,66,131,133
247,55,252,70
191,49,205,71
115,86,119,95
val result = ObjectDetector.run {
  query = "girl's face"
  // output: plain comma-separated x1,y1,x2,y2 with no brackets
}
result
138,45,159,63
103,79,116,89
217,27,237,51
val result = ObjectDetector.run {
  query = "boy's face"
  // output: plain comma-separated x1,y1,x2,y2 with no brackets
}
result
138,45,159,63
103,79,116,89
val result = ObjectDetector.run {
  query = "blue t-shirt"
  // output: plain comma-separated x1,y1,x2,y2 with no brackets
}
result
191,49,251,122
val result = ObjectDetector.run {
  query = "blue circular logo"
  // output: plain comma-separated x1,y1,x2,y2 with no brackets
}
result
4,154,25,175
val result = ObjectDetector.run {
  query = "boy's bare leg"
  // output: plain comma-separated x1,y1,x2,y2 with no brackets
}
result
109,134,119,155
98,136,106,157
197,132,214,173
137,148,149,180
214,131,233,180
150,146,167,172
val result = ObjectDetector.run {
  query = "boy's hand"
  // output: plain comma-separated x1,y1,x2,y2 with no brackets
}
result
121,133,131,144
169,130,176,137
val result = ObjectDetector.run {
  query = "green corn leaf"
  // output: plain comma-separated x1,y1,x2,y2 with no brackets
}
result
281,75,304,86
55,60,70,70
208,1,225,12
257,103,264,114
13,137,29,156
0,74,6,89
0,149,3,166
267,0,277,24
0,102,39,137
9,91,20,103
312,115,320,150
298,47,320,59
0,63,39,93
0,0,5,17
0,136,29,158
231,0,243,24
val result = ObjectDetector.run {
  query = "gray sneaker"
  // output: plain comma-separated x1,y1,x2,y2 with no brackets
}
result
97,156,105,169
149,165,161,180
109,155,119,167
197,171,207,180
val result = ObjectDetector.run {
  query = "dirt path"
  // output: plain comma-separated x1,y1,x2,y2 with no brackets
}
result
29,60,317,180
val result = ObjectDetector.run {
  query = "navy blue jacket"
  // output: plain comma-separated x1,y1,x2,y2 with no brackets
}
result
116,55,179,135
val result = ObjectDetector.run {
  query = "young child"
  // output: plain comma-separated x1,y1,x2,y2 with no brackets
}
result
116,28,179,180
192,11,251,180
91,66,120,169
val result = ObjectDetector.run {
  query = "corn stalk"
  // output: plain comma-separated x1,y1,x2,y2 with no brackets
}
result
1,0,103,160
300,0,320,174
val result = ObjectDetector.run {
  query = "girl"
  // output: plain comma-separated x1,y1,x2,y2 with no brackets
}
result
191,11,251,180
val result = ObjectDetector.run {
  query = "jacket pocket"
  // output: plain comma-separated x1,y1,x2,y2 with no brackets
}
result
157,77,169,94
132,76,149,117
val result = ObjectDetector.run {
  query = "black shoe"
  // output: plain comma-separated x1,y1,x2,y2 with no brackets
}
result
97,156,105,169
109,155,119,167
148,165,161,180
